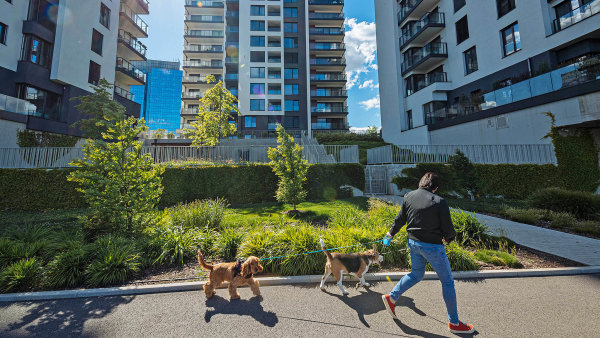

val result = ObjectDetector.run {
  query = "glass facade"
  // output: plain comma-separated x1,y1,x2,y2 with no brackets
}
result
131,60,183,132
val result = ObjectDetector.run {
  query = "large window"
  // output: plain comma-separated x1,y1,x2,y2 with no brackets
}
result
250,36,265,47
250,83,265,95
100,3,111,29
245,116,257,128
0,22,6,45
284,68,298,79
285,53,299,64
405,110,413,130
17,84,62,121
285,100,299,111
453,0,466,12
496,0,516,18
250,5,265,16
464,46,478,74
284,116,299,129
20,35,53,68
284,7,298,17
28,0,56,30
250,51,265,62
284,37,298,48
285,84,299,95
250,67,265,78
91,29,103,55
501,22,521,56
284,23,298,33
250,100,265,111
251,20,265,31
88,61,101,85
455,15,469,45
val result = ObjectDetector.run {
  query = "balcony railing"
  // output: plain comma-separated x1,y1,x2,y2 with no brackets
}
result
311,73,347,81
184,45,224,53
268,105,282,112
310,42,345,50
309,12,345,20
184,30,224,38
406,72,448,96
552,0,600,33
311,106,349,113
114,86,135,101
185,15,224,23
120,3,149,35
399,12,445,48
312,122,349,130
185,0,224,8
310,27,345,35
182,92,203,99
310,58,346,65
311,89,348,97
118,29,147,56
116,57,146,83
181,108,199,115
398,0,421,24
401,42,447,74
0,93,38,116
309,0,344,5
225,73,239,80
182,76,222,83
182,60,223,68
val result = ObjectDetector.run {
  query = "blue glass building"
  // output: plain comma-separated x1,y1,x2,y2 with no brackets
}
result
131,60,182,132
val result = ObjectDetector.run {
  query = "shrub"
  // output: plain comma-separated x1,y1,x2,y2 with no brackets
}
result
549,211,576,229
473,164,560,199
45,247,88,289
573,220,600,236
0,258,43,293
169,198,228,230
392,164,457,195
504,208,547,225
328,205,366,228
271,224,324,276
528,188,600,219
474,250,523,268
214,227,245,261
445,243,479,271
314,132,383,143
451,210,493,247
152,225,201,266
448,150,477,195
85,235,141,287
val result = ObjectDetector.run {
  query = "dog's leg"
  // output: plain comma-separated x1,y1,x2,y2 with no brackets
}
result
228,283,240,300
204,282,215,298
336,270,349,295
320,265,332,290
248,278,261,296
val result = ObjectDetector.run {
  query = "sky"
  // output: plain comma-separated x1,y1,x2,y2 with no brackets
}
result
143,0,381,128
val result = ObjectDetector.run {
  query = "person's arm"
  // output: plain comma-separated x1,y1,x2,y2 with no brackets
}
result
439,198,456,243
388,199,408,238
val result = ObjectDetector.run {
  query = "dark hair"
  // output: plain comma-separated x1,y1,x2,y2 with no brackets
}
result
419,172,440,191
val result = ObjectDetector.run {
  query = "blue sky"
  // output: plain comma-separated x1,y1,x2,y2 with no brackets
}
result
143,0,381,128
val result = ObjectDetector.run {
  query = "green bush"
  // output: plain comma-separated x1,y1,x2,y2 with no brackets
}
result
314,132,383,143
152,225,201,266
573,220,600,236
214,227,245,261
451,210,493,247
85,235,141,287
305,164,365,201
169,198,228,230
504,208,547,224
328,205,366,228
45,246,88,289
0,258,43,293
445,243,479,271
474,250,522,268
528,188,600,219
473,164,560,199
392,164,457,195
549,211,576,229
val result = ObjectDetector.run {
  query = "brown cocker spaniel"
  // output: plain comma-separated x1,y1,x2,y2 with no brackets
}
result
198,250,264,299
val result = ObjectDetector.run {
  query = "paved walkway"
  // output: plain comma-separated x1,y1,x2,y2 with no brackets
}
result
375,195,600,266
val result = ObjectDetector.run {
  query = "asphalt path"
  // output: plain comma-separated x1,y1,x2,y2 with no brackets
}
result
1,274,599,337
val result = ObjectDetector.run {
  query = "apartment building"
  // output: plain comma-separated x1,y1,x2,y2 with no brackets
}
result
375,0,600,145
0,0,148,147
182,0,349,138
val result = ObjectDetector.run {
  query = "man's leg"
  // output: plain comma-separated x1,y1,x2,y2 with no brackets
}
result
422,244,459,325
389,239,426,302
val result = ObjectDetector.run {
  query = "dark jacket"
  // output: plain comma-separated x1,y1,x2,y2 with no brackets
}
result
389,188,456,245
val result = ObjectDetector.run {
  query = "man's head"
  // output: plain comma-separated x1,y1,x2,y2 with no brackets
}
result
419,172,440,193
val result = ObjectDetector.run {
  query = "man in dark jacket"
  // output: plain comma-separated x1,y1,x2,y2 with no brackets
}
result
381,172,474,334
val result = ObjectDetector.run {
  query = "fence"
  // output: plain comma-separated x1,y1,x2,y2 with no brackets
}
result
0,145,359,169
367,144,557,165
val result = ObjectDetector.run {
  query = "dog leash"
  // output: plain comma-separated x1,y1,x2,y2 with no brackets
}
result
259,239,385,261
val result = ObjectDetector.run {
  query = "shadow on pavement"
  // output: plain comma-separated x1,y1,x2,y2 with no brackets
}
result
2,295,135,337
204,295,278,327
322,288,386,327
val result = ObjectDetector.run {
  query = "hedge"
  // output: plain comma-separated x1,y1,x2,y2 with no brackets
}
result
0,164,365,211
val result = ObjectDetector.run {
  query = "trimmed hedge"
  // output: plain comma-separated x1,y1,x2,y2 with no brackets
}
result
0,164,364,210
528,187,600,219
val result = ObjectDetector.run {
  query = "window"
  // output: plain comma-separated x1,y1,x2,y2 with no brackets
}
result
88,61,101,85
28,0,55,30
284,0,297,2
250,67,265,78
250,51,265,62
250,36,265,47
268,69,281,79
496,0,516,18
20,35,53,68
250,5,265,16
406,110,413,130
463,46,478,74
284,37,298,48
284,7,298,17
100,3,110,29
0,22,6,45
284,68,298,79
250,83,265,95
285,53,299,64
250,100,265,111
284,116,299,129
455,15,469,45
453,0,466,12
251,20,265,31
285,100,299,111
91,29,103,55
285,84,299,95
17,84,62,121
268,116,281,129
245,116,257,128
501,22,521,56
268,84,281,95
284,23,298,33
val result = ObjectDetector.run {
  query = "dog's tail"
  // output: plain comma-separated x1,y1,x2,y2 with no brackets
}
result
320,239,333,261
197,250,213,271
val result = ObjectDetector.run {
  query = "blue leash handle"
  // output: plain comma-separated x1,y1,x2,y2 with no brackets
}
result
259,239,384,261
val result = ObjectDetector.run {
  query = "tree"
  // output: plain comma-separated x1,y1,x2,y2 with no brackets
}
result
366,126,378,136
154,129,167,139
167,132,176,139
68,116,164,237
448,150,477,198
183,75,238,146
71,78,126,139
268,125,308,211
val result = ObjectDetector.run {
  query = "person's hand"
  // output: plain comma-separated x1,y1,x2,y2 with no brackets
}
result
383,233,393,247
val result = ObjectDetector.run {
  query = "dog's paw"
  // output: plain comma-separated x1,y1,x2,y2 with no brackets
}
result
362,282,371,288
342,290,349,296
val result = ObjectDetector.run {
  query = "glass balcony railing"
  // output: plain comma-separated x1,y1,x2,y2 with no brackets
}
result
310,27,345,35
309,12,345,20
181,108,199,115
553,0,600,33
268,123,279,130
116,57,146,83
184,30,224,38
225,73,239,80
185,15,224,23
399,12,445,48
182,92,203,99
401,42,447,73
186,0,224,8
114,86,135,101
118,29,147,56
311,122,349,130
268,105,282,112
182,76,222,83
0,93,38,116
182,60,223,68
311,106,348,113
397,0,421,24
406,72,448,96
311,73,347,81
310,58,346,65
311,89,348,97
309,0,344,5
184,45,224,53
310,42,345,50
120,3,149,35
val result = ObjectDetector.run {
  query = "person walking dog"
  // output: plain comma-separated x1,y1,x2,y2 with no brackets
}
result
381,172,475,334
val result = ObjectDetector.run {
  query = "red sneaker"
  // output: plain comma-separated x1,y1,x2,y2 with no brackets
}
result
449,321,474,334
381,294,396,318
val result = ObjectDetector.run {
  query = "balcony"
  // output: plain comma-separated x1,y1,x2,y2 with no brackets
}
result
225,73,239,80
0,93,38,117
119,3,149,38
185,15,224,30
401,42,447,75
115,57,146,86
183,45,224,57
552,0,600,33
311,89,348,101
184,30,224,44
310,27,345,36
117,29,147,61
122,0,149,15
398,0,440,26
309,0,344,12
310,42,345,56
114,86,135,101
312,122,349,130
182,76,221,88
309,12,344,26
406,72,448,96
399,12,445,51
311,105,349,115
310,73,347,86
310,57,346,71
181,108,199,116
181,92,204,101
182,60,223,69
185,0,224,10
225,57,239,65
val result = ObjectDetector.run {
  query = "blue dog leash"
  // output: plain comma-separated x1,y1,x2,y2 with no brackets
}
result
259,239,385,261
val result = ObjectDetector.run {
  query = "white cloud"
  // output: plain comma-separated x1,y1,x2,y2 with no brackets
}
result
344,18,377,89
359,80,379,90
359,95,380,110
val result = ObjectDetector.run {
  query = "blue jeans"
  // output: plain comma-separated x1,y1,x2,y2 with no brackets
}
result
389,238,459,325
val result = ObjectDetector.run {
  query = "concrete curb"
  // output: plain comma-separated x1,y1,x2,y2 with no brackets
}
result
1,266,599,303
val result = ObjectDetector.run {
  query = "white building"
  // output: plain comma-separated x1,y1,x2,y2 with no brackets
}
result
375,0,600,145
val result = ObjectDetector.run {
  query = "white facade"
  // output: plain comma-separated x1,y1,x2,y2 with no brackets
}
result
375,0,600,145
0,1,29,72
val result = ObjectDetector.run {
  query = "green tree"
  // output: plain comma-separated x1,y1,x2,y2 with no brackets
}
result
68,116,164,237
167,132,176,139
268,125,308,211
71,78,126,139
449,150,478,198
183,76,238,146
154,129,167,139
366,126,378,136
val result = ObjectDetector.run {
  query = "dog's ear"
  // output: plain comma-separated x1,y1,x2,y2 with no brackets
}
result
241,260,251,277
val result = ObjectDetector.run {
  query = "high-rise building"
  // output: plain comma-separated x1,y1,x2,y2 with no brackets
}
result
131,60,183,132
182,0,349,138
375,0,600,145
0,0,149,147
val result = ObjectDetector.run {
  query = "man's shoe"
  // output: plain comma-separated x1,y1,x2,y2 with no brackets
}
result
381,294,396,318
449,321,474,334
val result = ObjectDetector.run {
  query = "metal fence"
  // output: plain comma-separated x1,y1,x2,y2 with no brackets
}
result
367,144,557,165
0,145,359,169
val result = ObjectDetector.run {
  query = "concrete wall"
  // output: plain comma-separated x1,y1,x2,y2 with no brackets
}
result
0,120,25,148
